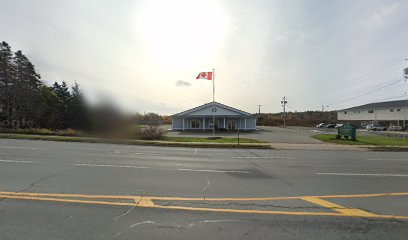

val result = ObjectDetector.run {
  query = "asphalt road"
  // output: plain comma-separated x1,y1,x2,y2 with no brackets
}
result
0,139,407,239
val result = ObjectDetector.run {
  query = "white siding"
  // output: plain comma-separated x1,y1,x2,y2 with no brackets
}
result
171,118,184,129
338,107,408,121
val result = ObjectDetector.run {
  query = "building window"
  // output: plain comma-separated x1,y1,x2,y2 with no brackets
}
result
390,109,394,112
368,110,374,113
191,120,200,129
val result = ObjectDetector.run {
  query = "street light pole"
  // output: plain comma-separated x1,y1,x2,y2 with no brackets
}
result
281,97,287,126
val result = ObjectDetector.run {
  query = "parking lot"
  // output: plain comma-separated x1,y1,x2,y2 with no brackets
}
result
166,126,321,144
167,125,408,144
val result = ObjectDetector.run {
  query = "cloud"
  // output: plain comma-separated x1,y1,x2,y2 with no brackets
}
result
175,80,191,87
361,2,404,30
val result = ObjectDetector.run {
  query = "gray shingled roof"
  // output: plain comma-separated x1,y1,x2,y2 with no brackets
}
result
341,99,408,111
172,101,252,116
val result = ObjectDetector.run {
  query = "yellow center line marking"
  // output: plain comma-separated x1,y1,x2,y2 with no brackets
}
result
0,194,137,207
147,204,345,217
302,197,379,217
1,191,407,219
1,191,408,201
0,191,136,199
137,197,155,207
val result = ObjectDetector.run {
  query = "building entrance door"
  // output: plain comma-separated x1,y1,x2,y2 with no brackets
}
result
209,119,220,129
227,119,237,130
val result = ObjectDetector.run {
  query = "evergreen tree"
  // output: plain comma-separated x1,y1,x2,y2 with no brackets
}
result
0,41,14,121
37,86,60,128
52,81,72,129
14,50,41,91
0,41,89,130
70,82,89,129
13,50,43,121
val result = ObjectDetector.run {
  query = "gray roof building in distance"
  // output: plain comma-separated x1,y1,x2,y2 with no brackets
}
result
337,99,408,123
340,100,408,111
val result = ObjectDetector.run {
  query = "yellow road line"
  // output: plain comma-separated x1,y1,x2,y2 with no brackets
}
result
1,193,408,219
148,204,345,217
149,205,408,219
1,191,408,202
0,194,137,207
0,191,407,202
302,197,378,217
0,191,137,199
138,197,155,207
316,192,408,199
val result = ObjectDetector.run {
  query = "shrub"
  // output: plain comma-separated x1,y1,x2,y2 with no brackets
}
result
136,125,165,140
0,128,82,136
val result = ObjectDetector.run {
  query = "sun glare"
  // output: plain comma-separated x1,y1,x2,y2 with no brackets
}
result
136,0,228,68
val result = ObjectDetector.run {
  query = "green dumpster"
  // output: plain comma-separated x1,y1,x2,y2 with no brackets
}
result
336,123,356,141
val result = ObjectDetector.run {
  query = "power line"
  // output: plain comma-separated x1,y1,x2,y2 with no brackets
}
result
309,58,402,95
328,78,403,107
334,95,406,110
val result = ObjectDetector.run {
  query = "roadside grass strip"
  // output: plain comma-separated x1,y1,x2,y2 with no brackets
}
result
313,134,408,147
0,133,271,149
1,191,407,219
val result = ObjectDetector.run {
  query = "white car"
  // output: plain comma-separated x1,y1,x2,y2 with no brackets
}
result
316,123,327,128
366,124,387,131
389,125,403,131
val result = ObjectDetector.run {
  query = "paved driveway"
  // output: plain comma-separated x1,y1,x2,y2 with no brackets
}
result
166,126,321,144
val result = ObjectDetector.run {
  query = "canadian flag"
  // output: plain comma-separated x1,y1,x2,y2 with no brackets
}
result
196,72,213,80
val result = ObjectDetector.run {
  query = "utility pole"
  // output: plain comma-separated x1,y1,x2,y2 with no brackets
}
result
321,105,329,123
281,96,287,126
257,105,262,114
321,105,324,123
404,59,408,98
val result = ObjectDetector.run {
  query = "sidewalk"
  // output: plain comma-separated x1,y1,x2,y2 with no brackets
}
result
269,143,366,151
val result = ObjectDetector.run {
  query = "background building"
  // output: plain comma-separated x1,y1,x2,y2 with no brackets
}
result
171,102,256,131
337,100,408,128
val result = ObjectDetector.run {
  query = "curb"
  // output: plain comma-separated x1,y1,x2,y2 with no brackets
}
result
0,134,272,149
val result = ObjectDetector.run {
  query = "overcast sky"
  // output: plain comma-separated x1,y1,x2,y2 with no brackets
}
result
1,0,407,114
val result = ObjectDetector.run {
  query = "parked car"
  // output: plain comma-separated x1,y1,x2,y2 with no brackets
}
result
316,123,328,128
335,124,343,129
388,125,403,131
326,124,336,128
366,124,387,131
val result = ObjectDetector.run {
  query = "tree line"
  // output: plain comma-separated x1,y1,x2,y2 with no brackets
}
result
0,41,88,129
0,41,172,132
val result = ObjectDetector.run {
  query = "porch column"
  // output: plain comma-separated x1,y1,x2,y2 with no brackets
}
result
203,118,205,131
244,117,247,131
182,118,185,131
224,117,226,129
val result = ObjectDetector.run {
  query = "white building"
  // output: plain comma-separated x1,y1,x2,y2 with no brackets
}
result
337,100,408,127
171,101,257,131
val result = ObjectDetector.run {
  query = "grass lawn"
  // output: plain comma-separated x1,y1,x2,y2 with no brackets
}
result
162,136,265,143
0,133,271,149
313,134,408,146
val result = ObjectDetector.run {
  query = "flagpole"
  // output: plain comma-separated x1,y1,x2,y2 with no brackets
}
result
212,68,215,137
213,69,215,102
